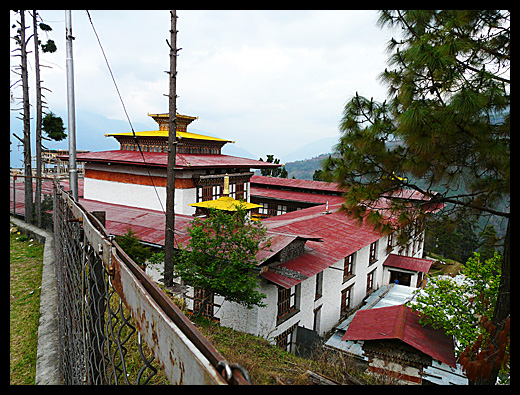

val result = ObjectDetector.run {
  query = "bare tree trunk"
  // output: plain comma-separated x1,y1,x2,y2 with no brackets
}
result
33,10,42,228
164,10,178,287
20,10,34,224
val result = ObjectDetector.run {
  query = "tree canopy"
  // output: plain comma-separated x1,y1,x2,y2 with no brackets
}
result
323,10,509,226
174,207,270,309
322,10,509,384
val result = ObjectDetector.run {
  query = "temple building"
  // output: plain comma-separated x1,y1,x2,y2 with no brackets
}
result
74,113,279,215
55,112,456,377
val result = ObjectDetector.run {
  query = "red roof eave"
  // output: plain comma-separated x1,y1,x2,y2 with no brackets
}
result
383,254,433,273
58,150,281,170
342,304,457,368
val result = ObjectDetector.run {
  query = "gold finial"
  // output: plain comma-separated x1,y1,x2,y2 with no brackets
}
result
223,174,230,196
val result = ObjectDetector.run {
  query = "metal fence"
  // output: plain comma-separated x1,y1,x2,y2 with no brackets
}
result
13,176,249,385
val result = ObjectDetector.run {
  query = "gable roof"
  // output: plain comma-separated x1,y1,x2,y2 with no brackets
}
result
383,254,433,273
259,203,384,288
342,304,456,368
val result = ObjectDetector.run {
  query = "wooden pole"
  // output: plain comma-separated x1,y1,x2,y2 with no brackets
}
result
19,10,34,223
33,10,42,227
164,10,178,287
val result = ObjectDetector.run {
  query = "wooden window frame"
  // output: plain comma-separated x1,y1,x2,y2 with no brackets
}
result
343,253,355,282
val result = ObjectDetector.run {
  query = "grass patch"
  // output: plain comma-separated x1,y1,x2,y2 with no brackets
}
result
425,252,463,277
190,314,380,385
10,223,44,385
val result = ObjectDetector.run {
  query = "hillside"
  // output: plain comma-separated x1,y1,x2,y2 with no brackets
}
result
284,153,331,180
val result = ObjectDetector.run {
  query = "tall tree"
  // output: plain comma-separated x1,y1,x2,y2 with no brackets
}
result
12,10,34,223
164,10,179,288
322,10,509,384
32,10,57,227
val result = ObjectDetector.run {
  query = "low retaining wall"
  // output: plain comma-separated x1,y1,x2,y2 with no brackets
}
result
10,216,61,385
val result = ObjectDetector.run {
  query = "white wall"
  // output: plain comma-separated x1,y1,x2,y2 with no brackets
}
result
84,177,197,215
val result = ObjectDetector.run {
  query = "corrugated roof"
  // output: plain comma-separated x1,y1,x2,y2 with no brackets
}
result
250,175,343,193
383,254,433,273
79,198,194,246
257,232,323,266
259,203,384,288
342,304,457,368
250,186,345,205
260,249,333,288
263,203,383,262
62,150,280,169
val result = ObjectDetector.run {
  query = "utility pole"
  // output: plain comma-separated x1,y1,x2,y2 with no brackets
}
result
65,10,78,201
164,10,178,288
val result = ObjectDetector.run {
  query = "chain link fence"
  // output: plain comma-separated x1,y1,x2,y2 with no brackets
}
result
11,175,249,385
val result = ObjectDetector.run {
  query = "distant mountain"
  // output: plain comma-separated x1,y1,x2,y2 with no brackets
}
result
284,153,331,180
10,110,152,168
189,128,258,159
280,135,339,163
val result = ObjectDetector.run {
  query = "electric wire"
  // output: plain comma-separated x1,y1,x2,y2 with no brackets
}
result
85,10,166,215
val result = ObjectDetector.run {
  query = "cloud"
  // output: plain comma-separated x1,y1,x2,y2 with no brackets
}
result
10,10,395,162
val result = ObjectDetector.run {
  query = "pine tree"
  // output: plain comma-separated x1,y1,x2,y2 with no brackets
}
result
323,10,509,384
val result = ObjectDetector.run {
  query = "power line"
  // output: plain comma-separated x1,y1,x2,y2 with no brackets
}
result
85,10,166,215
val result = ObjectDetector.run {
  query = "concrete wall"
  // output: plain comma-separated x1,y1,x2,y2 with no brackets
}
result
10,217,61,385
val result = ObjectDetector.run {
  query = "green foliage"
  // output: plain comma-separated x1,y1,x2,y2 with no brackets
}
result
41,39,57,53
175,207,270,309
260,155,288,178
408,251,501,353
115,227,152,266
424,214,478,263
478,225,499,262
322,10,510,235
42,112,66,141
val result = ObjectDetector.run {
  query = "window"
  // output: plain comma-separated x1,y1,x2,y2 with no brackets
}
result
275,323,298,352
315,271,323,300
341,285,353,316
343,253,355,282
277,204,288,215
387,232,394,252
366,269,376,294
193,287,215,320
202,186,213,202
277,285,299,322
369,241,378,264
236,182,245,200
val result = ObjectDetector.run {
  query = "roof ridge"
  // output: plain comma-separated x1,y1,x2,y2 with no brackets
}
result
394,304,408,340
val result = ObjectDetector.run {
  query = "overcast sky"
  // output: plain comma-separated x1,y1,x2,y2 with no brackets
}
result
10,10,398,164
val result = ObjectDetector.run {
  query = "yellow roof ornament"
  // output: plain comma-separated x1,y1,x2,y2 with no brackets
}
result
188,174,262,212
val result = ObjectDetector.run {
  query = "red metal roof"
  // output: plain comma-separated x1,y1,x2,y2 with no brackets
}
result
78,198,194,246
250,175,343,193
260,249,333,289
383,254,433,273
264,203,383,262
342,304,456,367
259,203,384,288
256,232,322,264
250,186,345,205
62,150,280,169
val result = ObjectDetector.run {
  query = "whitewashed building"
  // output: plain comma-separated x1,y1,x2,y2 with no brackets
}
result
61,112,436,353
